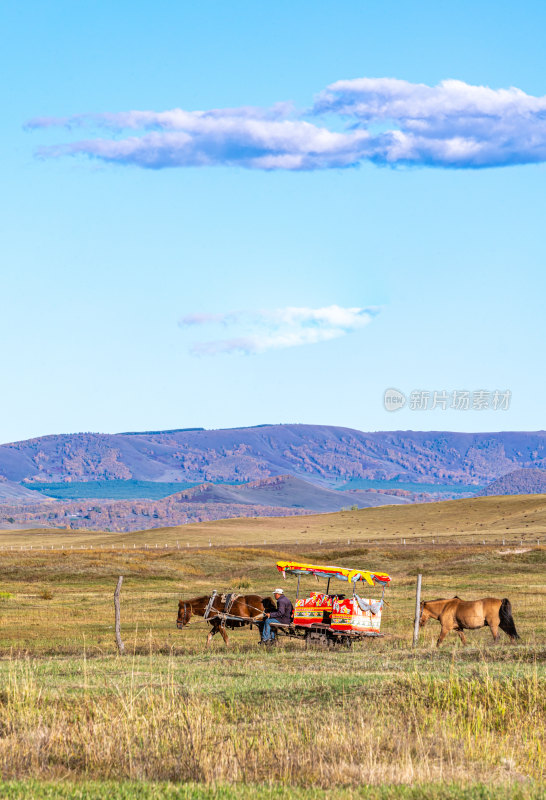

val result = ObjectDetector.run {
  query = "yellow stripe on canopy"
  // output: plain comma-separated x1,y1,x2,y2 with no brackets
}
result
276,561,391,585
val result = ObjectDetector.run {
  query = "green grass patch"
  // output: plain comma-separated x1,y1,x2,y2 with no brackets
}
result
336,478,483,494
22,480,204,500
0,781,544,800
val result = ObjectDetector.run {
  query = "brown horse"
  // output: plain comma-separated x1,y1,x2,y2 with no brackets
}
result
419,596,520,646
177,593,275,646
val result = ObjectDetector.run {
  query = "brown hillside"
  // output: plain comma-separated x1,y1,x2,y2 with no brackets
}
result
1,493,545,549
480,468,546,496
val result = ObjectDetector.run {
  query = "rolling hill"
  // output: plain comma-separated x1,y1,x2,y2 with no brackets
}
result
0,479,52,505
0,474,409,532
1,492,544,549
479,468,546,496
170,474,409,510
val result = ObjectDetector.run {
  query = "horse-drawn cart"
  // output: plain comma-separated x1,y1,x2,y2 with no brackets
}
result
177,560,391,648
271,560,391,648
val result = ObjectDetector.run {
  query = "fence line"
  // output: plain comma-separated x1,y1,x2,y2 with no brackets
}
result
0,535,542,553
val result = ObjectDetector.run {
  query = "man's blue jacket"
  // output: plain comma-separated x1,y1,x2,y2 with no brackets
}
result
269,594,293,624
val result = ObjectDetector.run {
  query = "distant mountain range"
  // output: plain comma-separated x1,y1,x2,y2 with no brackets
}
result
1,425,545,531
2,424,545,487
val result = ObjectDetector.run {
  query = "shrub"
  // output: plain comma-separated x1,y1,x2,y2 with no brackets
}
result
230,576,252,590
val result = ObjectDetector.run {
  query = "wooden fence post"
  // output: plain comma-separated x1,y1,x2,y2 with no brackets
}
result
114,576,125,655
412,574,422,648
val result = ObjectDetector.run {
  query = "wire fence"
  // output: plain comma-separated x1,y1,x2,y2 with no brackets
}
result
0,534,542,553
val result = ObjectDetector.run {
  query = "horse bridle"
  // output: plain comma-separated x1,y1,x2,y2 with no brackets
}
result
177,601,191,627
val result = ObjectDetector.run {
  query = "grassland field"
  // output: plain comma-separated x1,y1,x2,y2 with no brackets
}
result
0,494,544,799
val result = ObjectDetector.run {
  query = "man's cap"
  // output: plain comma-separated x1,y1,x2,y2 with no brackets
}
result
273,588,284,595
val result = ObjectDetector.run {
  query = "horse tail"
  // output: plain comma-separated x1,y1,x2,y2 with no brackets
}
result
499,598,520,640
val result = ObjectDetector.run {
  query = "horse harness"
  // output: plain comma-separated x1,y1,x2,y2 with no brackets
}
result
221,592,239,615
203,590,241,625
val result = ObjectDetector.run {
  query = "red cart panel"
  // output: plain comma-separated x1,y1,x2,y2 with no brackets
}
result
294,592,333,626
331,597,382,633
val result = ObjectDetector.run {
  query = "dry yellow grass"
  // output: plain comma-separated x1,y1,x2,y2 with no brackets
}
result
0,655,543,787
1,493,545,550
0,496,544,797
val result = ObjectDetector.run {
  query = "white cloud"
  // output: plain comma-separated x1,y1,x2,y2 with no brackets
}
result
180,305,378,355
28,78,546,170
313,77,546,121
35,115,371,171
313,77,546,167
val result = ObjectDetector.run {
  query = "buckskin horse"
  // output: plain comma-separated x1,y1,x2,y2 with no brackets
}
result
419,596,520,646
177,593,275,646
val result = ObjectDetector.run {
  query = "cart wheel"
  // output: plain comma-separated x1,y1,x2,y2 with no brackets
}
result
305,631,328,649
328,636,351,649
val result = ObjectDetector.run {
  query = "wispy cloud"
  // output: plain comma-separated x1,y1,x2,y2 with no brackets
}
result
179,305,378,355
25,102,296,131
32,115,370,171
28,78,546,170
181,312,234,326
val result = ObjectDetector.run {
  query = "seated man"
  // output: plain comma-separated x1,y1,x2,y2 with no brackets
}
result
260,588,293,643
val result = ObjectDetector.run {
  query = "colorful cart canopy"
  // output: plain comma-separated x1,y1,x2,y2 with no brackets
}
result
276,560,391,586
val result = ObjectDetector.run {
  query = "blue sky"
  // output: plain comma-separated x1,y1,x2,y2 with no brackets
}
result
2,0,545,443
